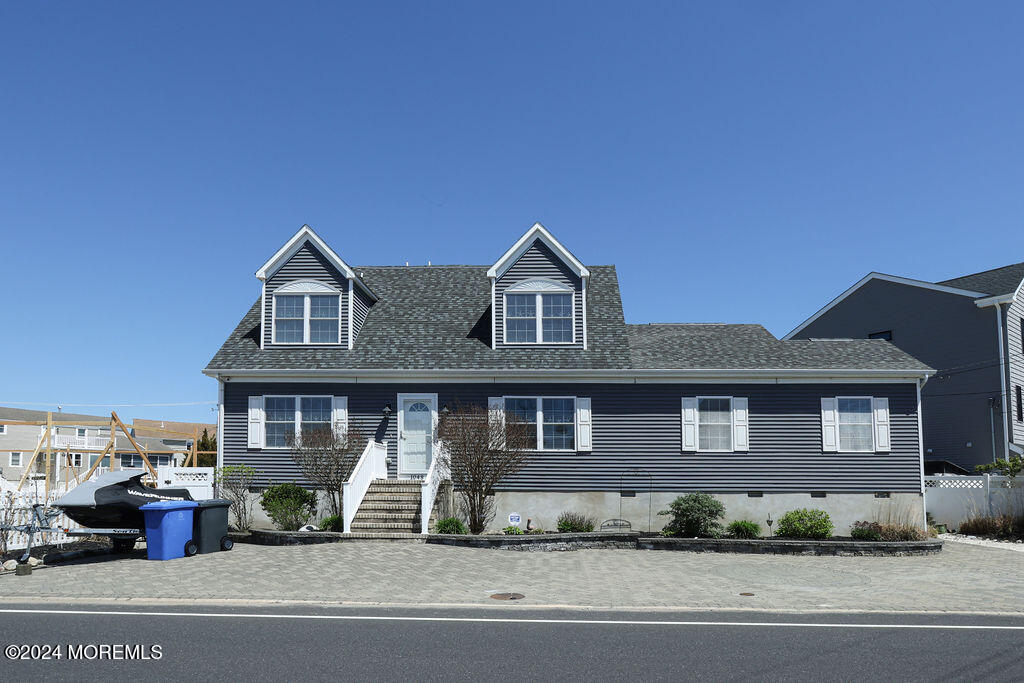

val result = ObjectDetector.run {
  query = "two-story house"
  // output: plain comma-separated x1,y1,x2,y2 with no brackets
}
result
785,263,1024,472
205,224,933,533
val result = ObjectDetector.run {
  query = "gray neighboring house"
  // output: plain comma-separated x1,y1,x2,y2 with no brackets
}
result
205,223,933,533
0,406,184,485
786,263,1024,473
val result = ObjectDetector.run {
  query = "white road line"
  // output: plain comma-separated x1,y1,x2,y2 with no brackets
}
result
0,608,1022,630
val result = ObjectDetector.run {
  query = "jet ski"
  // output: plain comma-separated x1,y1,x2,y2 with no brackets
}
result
51,470,194,530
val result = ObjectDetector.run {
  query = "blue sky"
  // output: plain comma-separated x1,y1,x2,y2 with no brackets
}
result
2,2,1022,424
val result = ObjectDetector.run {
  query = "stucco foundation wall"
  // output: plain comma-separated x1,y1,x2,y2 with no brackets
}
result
490,491,925,535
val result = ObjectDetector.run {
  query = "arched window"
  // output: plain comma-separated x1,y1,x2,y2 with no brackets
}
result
503,279,574,344
273,280,342,344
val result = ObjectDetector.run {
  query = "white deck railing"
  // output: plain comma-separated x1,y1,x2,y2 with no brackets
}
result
52,435,109,449
342,440,388,533
420,453,450,534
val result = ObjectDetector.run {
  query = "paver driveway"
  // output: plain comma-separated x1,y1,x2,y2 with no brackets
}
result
2,540,1021,613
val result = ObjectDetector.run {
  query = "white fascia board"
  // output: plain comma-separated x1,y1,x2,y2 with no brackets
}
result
975,293,1015,308
255,224,378,302
783,272,990,340
204,367,933,382
486,222,590,280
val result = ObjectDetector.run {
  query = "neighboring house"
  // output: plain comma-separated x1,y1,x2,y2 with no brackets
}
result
132,418,216,455
205,224,933,533
0,406,186,485
785,263,1024,472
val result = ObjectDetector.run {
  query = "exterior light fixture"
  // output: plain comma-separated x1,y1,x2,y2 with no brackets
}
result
382,403,392,419
441,404,450,416
766,513,774,537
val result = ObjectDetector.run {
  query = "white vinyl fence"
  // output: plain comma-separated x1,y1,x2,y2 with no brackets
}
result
0,489,83,553
924,475,1024,529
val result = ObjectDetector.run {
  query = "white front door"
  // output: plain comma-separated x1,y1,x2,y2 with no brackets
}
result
398,393,436,477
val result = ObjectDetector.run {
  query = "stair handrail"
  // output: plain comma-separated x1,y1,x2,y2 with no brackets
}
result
343,439,388,533
420,450,450,534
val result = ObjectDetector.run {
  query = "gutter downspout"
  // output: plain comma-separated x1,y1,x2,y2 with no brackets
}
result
995,303,1010,460
216,380,225,471
917,376,928,530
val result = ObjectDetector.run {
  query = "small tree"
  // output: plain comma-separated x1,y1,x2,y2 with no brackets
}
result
658,493,725,538
196,428,217,468
975,456,1023,479
436,401,534,534
287,425,368,518
215,464,260,531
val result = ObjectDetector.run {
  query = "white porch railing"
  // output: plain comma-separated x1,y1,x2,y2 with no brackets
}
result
420,453,450,534
52,435,109,449
342,440,388,533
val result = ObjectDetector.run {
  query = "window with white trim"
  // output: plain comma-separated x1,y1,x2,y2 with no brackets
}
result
838,397,873,452
68,453,83,468
264,395,335,448
0,424,6,435
273,290,341,344
502,281,574,344
698,397,733,451
120,453,170,468
503,396,576,450
76,427,87,438
9,451,21,467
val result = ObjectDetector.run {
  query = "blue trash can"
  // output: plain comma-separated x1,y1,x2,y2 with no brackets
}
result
140,500,199,560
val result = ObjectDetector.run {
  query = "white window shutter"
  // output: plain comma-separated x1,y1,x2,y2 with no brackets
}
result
576,397,592,451
732,397,749,452
332,396,349,438
873,397,890,452
681,397,697,451
488,397,505,449
821,397,838,452
247,396,264,449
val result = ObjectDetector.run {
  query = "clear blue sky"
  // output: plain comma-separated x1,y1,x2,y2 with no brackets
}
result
2,2,1022,424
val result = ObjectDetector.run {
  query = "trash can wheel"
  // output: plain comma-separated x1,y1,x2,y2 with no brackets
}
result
184,540,199,557
220,536,234,551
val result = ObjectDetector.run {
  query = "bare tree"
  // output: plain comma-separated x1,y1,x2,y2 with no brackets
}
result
215,464,260,531
288,425,368,518
436,401,534,534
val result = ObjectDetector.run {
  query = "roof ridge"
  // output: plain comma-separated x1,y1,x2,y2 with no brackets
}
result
937,261,1024,284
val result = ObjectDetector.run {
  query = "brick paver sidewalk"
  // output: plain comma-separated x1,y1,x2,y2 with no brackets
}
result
1,539,1021,613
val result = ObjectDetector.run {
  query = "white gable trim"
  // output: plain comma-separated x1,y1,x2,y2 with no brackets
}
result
255,224,378,301
505,278,573,292
783,272,989,340
486,222,590,280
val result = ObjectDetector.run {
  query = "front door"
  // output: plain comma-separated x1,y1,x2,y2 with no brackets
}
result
398,394,436,477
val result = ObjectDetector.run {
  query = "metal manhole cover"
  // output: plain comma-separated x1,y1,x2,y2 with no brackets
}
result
491,592,525,601
739,592,755,596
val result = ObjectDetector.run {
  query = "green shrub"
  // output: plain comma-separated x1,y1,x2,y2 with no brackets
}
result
319,514,343,532
556,511,596,533
727,520,761,539
435,517,468,534
776,508,833,539
850,521,882,541
502,525,524,535
260,483,318,531
658,493,725,538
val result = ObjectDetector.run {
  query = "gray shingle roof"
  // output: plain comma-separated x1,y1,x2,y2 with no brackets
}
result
207,265,931,374
626,324,933,371
937,262,1024,296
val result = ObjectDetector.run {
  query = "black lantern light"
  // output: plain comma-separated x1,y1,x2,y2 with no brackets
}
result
382,403,392,419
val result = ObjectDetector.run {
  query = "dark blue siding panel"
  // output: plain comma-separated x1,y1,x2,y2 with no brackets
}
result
223,381,921,492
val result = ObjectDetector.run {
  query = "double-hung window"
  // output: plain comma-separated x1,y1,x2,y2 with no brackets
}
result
503,283,574,344
273,288,341,345
9,452,21,467
503,397,576,451
681,396,749,452
263,395,336,448
698,397,733,451
68,453,83,468
821,396,890,453
838,398,873,452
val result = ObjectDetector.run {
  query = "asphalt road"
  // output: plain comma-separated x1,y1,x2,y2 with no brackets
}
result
2,603,1023,681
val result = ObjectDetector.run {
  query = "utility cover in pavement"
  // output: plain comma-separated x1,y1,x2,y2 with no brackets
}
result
491,593,525,600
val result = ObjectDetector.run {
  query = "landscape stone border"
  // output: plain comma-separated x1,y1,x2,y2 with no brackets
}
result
243,528,942,555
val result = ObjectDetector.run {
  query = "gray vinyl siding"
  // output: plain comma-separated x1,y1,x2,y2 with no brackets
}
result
223,381,921,493
793,278,1002,470
263,240,349,348
351,284,374,345
1006,292,1024,445
493,240,584,349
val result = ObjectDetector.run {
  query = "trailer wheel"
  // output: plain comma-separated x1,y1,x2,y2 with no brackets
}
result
184,541,198,557
112,538,136,554
220,536,234,551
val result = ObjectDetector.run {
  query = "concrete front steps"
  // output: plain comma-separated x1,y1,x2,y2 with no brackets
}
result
350,479,422,536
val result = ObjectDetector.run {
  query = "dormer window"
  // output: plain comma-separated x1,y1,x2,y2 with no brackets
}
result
271,280,342,345
503,280,575,344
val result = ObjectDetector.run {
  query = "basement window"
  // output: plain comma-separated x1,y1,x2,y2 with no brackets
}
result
810,492,827,498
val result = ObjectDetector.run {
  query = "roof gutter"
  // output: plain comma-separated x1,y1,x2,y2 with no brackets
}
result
974,293,1014,308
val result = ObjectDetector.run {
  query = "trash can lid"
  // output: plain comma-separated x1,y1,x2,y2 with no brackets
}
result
140,500,199,510
195,498,233,508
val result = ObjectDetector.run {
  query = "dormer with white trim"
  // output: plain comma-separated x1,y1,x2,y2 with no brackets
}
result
488,223,590,350
256,225,377,349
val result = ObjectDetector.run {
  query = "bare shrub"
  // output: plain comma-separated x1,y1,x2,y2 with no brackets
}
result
288,425,369,518
215,464,261,531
